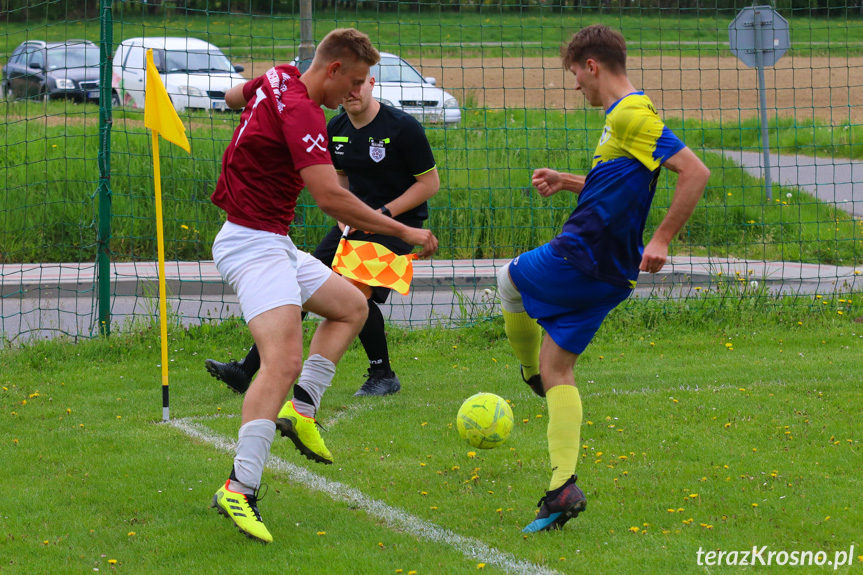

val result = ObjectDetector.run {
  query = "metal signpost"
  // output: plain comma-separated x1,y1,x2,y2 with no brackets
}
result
729,6,791,201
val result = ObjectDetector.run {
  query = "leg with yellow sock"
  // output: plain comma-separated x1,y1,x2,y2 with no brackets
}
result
497,263,545,397
522,334,587,533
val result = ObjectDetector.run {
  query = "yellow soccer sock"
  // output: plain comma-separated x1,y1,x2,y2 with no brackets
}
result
546,385,583,491
501,309,541,378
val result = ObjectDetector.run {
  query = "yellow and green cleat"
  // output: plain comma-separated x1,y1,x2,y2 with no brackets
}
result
276,400,334,464
211,480,273,543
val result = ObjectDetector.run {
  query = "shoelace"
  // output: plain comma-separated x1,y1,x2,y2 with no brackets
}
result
245,484,268,521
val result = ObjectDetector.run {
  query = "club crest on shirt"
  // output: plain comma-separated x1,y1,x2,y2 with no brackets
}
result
369,138,387,163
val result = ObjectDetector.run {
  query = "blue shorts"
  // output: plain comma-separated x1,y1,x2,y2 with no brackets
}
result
508,243,632,355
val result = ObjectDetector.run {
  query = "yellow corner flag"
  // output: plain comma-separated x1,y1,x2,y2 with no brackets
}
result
332,227,417,296
144,49,190,153
144,48,190,422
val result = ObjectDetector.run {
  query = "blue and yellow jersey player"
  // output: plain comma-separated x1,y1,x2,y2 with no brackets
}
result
498,24,711,533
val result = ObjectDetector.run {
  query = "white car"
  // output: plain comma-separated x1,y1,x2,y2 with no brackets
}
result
372,53,460,125
294,51,461,124
112,37,246,112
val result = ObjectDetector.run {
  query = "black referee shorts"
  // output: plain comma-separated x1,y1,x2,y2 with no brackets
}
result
312,225,416,304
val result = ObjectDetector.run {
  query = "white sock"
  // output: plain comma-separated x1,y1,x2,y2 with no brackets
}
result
230,419,276,495
293,354,335,417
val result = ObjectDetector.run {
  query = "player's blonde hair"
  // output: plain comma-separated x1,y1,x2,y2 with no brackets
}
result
314,28,380,68
562,24,626,74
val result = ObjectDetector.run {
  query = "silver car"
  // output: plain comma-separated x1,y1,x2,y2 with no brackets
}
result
294,51,461,124
371,52,460,125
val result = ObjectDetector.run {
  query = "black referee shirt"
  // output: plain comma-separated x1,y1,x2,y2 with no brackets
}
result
327,104,436,226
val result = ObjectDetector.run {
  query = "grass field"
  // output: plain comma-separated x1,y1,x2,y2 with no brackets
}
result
2,11,863,60
3,299,862,573
1,100,861,265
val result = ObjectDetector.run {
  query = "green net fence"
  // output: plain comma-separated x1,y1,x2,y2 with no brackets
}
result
1,1,862,345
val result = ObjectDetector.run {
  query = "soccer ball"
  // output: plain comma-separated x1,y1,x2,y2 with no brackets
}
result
456,392,514,449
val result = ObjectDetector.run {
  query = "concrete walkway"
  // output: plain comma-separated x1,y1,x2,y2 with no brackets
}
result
2,256,860,344
2,256,860,297
715,150,863,217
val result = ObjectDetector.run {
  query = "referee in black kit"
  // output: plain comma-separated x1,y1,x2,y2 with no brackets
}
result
206,70,440,397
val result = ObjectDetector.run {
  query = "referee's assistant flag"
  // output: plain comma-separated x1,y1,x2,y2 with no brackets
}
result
332,227,417,296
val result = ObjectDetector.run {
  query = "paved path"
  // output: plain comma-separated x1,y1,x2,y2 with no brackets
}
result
2,256,860,344
715,150,863,217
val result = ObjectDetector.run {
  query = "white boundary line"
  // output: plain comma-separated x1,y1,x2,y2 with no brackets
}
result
170,417,562,575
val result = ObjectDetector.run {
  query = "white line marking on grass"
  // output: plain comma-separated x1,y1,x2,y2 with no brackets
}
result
587,380,790,399
170,417,562,575
320,399,392,428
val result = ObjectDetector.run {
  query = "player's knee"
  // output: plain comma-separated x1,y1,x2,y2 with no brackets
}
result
262,355,303,388
344,288,369,327
496,262,524,313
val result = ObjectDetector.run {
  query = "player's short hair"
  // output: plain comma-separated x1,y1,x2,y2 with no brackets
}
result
561,24,626,74
315,28,380,68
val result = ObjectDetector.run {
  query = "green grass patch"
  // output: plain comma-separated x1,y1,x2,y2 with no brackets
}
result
2,10,863,60
2,299,862,572
2,101,862,266
670,115,863,162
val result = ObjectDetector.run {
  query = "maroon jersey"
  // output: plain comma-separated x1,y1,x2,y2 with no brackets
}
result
211,65,332,235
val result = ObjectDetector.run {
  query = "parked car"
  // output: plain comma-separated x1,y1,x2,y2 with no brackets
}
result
293,51,461,124
112,37,246,112
372,52,461,125
2,39,101,102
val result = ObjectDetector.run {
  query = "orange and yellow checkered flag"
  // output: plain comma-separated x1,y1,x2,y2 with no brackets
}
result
332,227,417,295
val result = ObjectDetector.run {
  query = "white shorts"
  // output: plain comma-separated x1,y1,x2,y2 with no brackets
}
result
212,221,332,323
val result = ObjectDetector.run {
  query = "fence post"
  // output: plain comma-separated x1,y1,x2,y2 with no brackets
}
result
97,0,114,336
298,0,315,72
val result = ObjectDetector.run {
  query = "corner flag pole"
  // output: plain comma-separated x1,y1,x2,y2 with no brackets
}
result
143,48,191,422
152,132,171,422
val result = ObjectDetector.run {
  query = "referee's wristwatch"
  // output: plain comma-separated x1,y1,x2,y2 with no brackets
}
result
380,205,392,217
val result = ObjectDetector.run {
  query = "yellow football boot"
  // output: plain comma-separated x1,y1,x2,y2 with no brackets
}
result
211,480,273,543
276,400,334,464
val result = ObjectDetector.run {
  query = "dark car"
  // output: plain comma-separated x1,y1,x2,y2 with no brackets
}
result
2,40,101,102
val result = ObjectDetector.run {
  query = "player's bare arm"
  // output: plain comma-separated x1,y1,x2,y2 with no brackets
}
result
640,146,710,273
301,164,438,258
381,168,440,217
225,82,249,110
531,168,586,197
335,170,351,231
